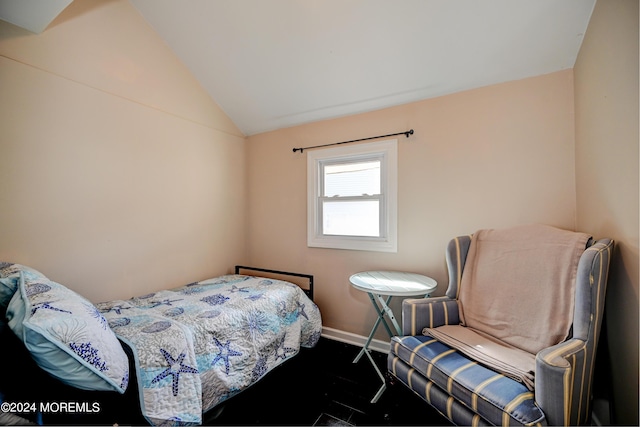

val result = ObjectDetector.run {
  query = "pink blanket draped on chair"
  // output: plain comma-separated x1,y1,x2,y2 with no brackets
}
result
425,224,590,390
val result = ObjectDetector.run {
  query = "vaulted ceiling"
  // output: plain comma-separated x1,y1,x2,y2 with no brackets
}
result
1,0,597,136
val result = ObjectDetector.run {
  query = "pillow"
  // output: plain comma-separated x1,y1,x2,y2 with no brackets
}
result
0,262,47,313
6,272,129,393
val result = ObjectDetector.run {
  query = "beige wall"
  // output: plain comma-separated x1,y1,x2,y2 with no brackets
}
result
0,0,247,303
2,0,636,421
574,0,639,424
246,70,578,341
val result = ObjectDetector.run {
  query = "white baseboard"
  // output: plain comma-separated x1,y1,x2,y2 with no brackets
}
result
321,326,391,354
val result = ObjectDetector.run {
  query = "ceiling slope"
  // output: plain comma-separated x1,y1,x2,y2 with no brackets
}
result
4,0,597,135
0,0,73,33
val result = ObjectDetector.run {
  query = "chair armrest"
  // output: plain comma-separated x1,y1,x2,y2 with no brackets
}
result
535,338,588,426
401,297,460,336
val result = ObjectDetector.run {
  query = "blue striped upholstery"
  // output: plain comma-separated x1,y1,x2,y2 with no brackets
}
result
445,235,471,300
401,297,460,335
535,240,613,426
389,335,545,426
388,233,613,426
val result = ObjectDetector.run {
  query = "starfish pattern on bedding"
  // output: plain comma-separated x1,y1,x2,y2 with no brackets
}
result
228,284,250,293
148,298,183,308
151,349,199,397
31,302,72,316
210,337,242,375
274,333,296,361
100,304,132,315
296,301,309,320
251,355,268,382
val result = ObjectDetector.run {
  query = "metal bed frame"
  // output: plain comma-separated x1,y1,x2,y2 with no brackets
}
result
234,265,314,301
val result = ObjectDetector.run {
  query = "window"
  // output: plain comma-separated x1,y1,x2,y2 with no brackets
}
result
307,139,397,252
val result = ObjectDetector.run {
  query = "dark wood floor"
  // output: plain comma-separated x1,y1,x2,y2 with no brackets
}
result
0,332,450,426
205,337,450,426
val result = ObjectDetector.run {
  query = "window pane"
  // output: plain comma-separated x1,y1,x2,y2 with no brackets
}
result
323,200,379,237
323,160,380,197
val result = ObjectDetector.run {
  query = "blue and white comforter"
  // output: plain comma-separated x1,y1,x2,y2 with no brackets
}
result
97,274,322,426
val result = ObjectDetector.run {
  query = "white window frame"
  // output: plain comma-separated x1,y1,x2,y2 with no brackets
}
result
307,139,397,252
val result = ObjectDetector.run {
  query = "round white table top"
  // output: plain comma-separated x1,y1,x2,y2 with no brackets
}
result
349,271,437,296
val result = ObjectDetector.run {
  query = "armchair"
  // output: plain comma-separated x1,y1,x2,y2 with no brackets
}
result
387,224,613,426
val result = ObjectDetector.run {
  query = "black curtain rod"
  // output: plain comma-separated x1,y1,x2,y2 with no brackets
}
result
292,129,414,153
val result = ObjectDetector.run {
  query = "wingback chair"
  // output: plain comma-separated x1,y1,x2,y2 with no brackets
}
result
387,224,613,426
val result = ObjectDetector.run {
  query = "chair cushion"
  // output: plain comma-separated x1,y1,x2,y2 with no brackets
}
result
389,335,545,426
425,325,536,390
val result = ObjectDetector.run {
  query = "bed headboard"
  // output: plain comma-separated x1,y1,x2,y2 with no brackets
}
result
234,265,314,301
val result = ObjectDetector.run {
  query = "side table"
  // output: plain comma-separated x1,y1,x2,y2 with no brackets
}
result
349,270,437,403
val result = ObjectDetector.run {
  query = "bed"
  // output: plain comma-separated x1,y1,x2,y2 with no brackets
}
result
0,262,322,426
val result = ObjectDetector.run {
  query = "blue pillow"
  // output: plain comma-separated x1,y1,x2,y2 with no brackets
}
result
0,263,47,313
6,273,129,393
